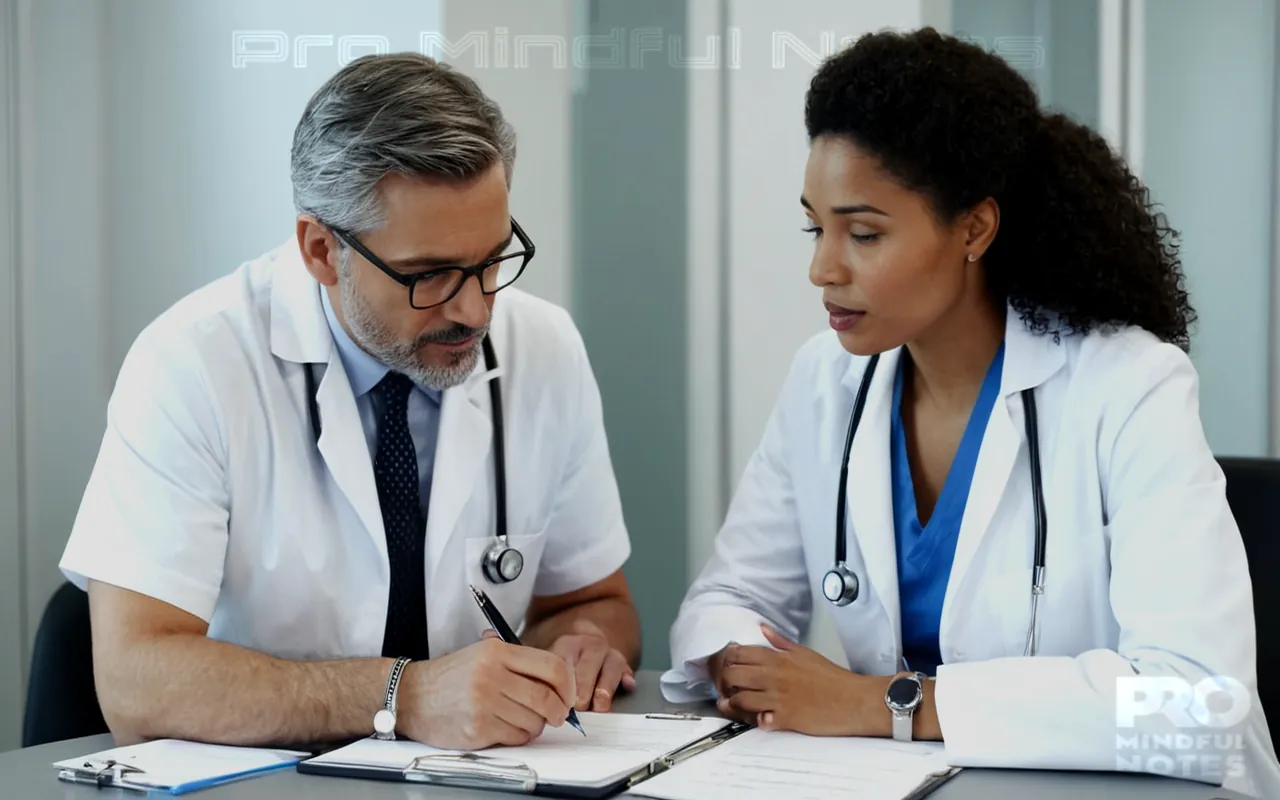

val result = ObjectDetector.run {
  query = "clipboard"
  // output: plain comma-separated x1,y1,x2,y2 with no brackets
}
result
297,714,750,799
54,747,306,795
902,765,962,799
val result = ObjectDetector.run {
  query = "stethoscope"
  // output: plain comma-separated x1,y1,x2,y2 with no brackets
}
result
303,335,525,585
821,352,1048,658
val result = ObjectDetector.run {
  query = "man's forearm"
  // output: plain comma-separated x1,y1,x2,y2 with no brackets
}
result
523,597,642,667
101,633,393,747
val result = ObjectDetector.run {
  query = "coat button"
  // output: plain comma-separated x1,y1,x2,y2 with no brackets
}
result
880,653,891,662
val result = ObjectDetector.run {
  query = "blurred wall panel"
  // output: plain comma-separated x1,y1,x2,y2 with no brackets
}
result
20,0,110,680
573,0,690,670
1143,0,1276,456
0,0,25,753
443,0,576,309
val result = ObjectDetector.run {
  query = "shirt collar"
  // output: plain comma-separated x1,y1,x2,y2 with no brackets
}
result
320,287,441,404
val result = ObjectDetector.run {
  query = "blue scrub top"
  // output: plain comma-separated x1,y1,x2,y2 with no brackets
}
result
891,343,1005,676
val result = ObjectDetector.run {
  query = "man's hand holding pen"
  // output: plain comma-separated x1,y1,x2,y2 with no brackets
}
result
394,638,577,750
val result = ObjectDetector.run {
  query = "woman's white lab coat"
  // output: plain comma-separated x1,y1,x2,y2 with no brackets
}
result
664,308,1280,798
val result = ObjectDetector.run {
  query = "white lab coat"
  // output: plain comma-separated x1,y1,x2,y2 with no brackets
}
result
60,240,631,660
665,309,1280,798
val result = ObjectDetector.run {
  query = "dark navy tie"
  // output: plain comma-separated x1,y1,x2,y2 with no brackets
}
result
374,372,429,660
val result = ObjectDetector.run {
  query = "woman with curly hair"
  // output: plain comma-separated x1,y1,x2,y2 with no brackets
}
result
665,27,1278,797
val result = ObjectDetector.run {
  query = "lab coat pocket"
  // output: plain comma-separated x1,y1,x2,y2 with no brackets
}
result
464,531,550,636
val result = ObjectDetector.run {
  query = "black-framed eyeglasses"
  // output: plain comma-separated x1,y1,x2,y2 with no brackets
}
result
328,217,536,310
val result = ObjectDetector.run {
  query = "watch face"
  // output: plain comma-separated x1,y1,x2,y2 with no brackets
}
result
887,677,921,708
373,708,396,735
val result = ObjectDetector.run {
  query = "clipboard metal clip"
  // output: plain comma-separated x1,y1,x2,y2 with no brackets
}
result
404,752,538,793
57,759,148,792
626,720,751,788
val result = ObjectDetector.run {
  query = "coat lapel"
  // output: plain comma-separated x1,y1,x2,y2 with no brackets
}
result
314,354,386,562
425,356,499,591
944,308,1067,611
841,347,904,641
268,242,391,561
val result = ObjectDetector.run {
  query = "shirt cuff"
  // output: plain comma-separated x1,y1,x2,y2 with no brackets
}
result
664,604,776,700
660,668,718,703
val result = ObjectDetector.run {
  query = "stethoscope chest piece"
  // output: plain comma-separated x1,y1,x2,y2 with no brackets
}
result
482,539,524,584
822,563,859,606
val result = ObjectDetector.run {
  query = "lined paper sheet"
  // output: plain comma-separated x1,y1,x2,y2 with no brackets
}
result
53,740,308,790
627,729,954,800
307,712,732,787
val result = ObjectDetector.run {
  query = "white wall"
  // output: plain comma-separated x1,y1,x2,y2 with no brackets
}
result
685,0,940,662
442,0,575,309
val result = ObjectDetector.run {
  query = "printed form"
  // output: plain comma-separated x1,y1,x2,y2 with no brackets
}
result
628,728,956,800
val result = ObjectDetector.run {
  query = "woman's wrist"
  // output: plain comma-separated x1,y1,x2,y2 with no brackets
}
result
914,676,943,741
861,673,943,741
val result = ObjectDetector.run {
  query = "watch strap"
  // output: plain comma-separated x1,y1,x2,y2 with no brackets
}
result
384,657,411,711
892,706,914,742
374,657,411,740
886,671,925,743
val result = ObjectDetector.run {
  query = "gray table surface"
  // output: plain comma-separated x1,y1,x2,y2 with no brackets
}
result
0,671,1249,799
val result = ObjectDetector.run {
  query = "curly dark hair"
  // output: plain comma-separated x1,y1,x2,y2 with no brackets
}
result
804,27,1195,350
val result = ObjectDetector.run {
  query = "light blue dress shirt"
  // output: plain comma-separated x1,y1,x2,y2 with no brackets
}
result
892,342,1006,676
321,289,442,521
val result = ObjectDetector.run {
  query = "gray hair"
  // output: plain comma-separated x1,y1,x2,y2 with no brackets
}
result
290,52,516,235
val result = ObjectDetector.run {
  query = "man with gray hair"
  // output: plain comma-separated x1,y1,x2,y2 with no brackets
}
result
60,53,640,750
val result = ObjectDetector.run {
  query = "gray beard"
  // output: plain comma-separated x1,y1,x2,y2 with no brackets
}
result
338,275,487,391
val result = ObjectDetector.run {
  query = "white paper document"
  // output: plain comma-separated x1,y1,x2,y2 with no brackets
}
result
53,739,308,793
306,712,733,788
626,728,957,800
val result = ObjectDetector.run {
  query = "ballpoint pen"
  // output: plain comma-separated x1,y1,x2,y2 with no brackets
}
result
469,584,586,736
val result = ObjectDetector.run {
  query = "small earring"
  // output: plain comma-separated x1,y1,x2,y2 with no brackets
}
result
967,253,977,262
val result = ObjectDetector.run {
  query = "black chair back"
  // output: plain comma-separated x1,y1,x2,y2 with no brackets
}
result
1218,457,1280,731
22,582,108,747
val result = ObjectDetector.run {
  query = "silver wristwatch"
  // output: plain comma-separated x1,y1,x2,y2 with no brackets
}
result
884,672,925,742
373,657,412,740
